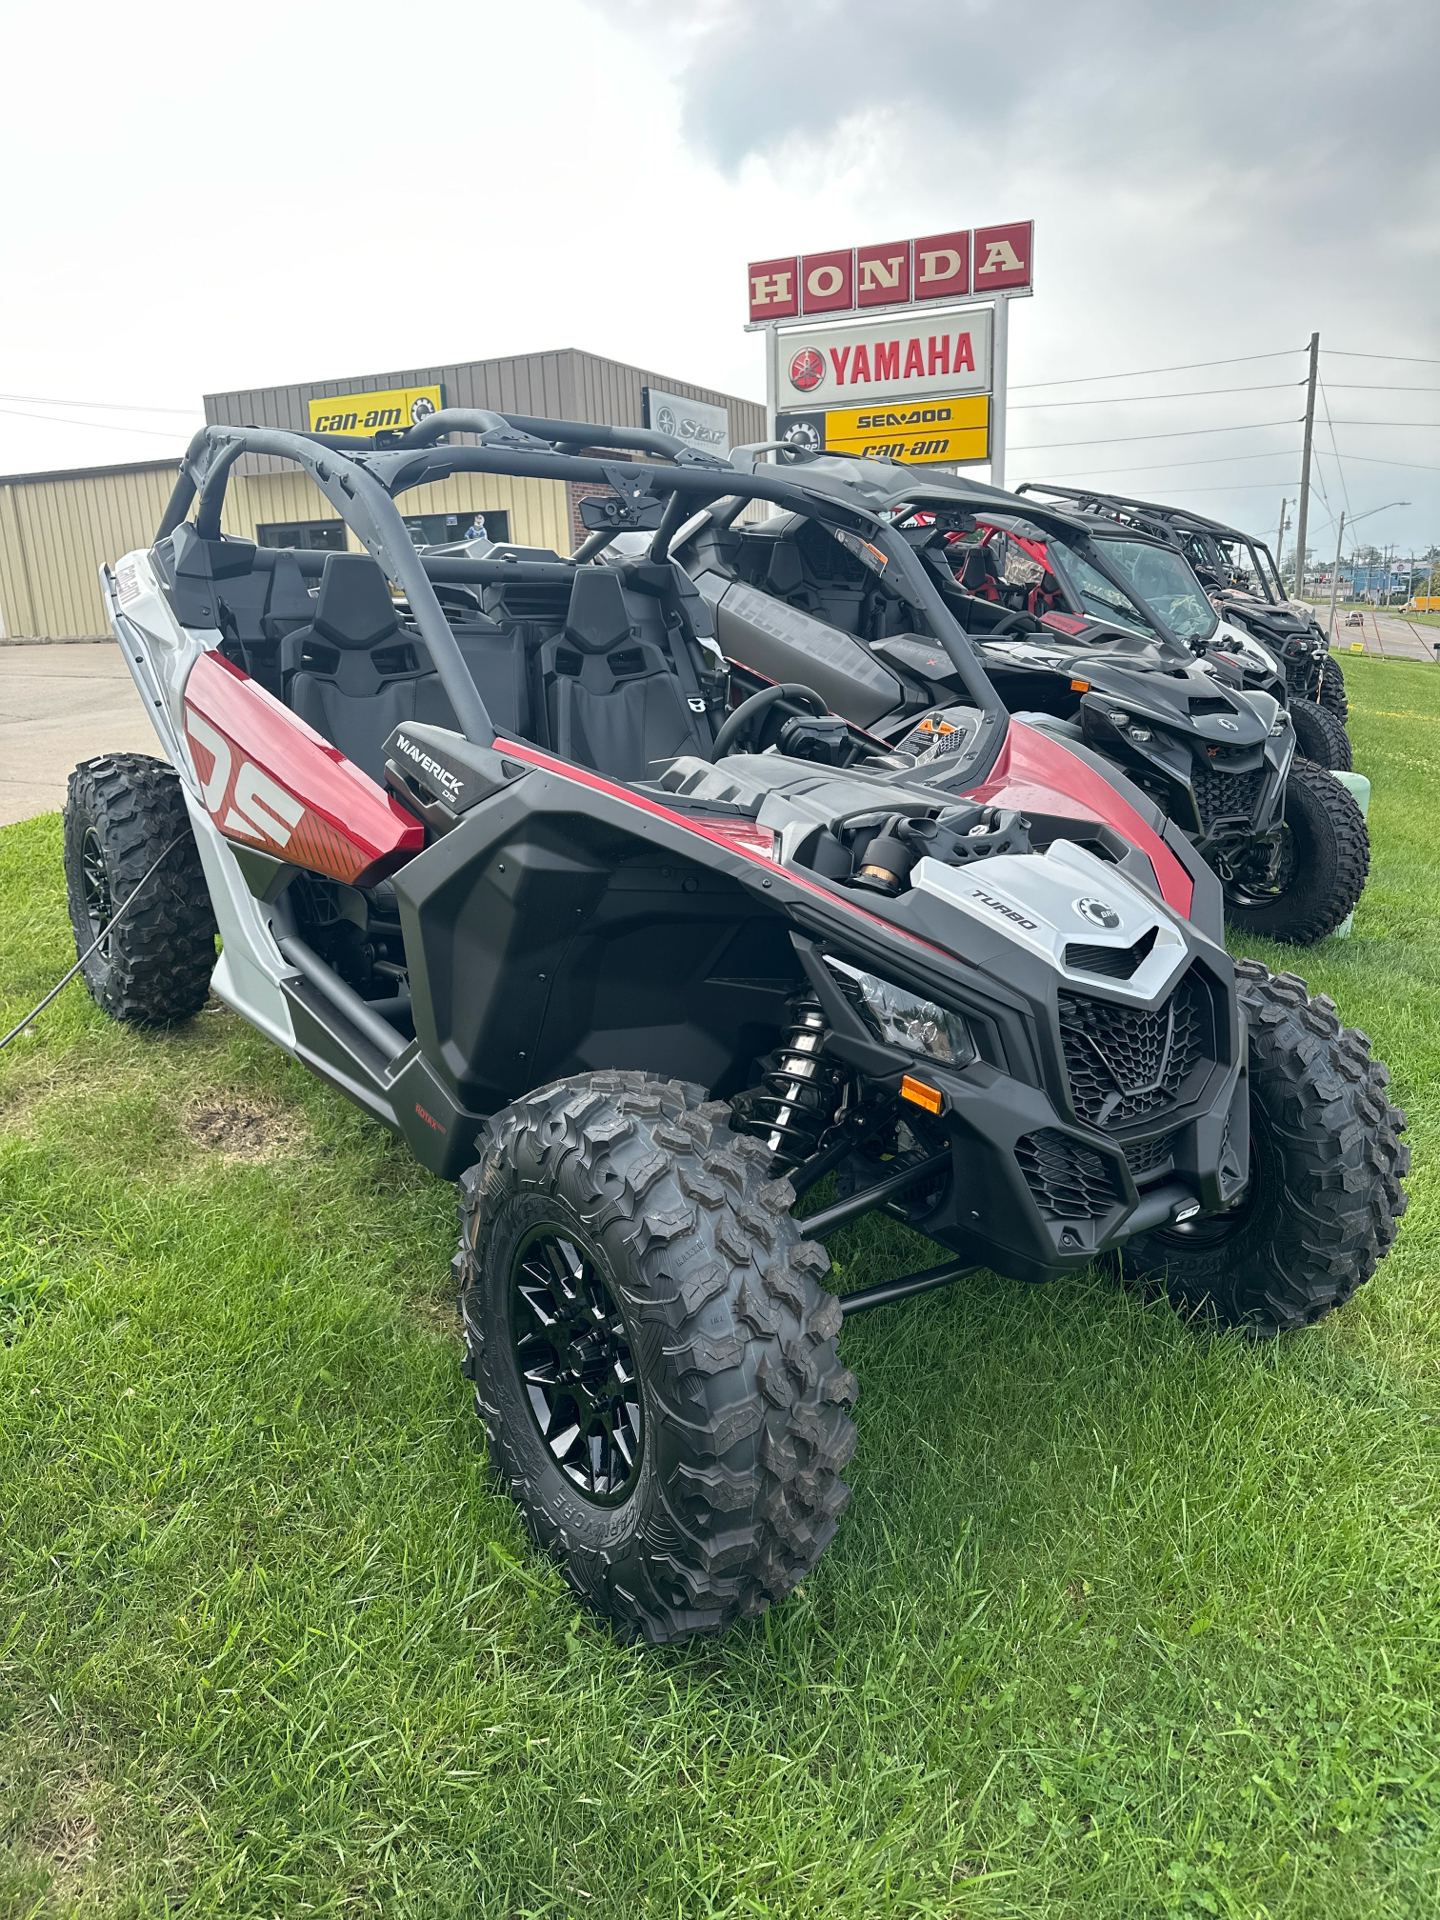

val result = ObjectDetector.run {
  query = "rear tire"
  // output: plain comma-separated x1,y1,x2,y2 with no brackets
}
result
1318,653,1349,722
455,1070,858,1644
62,753,217,1025
1119,962,1407,1335
1288,696,1352,771
1223,758,1369,945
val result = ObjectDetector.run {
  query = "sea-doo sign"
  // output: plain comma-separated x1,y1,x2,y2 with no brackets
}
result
748,222,1032,323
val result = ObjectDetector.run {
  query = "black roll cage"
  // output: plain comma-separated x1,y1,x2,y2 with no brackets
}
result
1017,482,1288,607
157,413,1011,782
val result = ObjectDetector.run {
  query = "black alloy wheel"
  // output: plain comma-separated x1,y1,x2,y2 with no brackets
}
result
510,1226,643,1504
79,826,115,952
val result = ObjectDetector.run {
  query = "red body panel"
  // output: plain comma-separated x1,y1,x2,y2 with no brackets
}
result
495,719,1193,937
182,650,423,887
970,721,1192,915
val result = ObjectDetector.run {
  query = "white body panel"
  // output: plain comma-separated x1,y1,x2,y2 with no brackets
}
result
101,552,298,1053
910,838,1189,1004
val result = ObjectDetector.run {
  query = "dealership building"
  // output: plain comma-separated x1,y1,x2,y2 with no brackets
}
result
0,348,763,642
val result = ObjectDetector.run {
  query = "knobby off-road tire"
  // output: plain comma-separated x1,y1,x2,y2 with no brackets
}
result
455,1070,858,1644
1223,758,1369,945
1288,696,1353,772
1318,653,1349,723
1120,961,1407,1336
62,753,217,1025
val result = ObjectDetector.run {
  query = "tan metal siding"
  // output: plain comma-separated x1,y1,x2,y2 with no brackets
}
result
0,463,175,640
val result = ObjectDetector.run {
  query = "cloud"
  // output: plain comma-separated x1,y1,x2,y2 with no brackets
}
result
599,0,1440,549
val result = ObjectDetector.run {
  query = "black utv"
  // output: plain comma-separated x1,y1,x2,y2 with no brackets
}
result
671,458,1368,946
1017,483,1348,730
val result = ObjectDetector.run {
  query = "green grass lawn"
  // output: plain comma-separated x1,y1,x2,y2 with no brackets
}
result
2,653,1439,1918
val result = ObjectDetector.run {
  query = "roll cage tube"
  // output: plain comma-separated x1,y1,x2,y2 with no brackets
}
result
160,426,495,745
155,422,1011,785
398,408,731,470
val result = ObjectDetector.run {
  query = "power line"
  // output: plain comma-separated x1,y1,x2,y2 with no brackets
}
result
1016,445,1304,482
0,390,199,417
0,403,188,441
1327,419,1440,429
1009,381,1301,412
1326,349,1440,366
1329,450,1440,475
1009,348,1303,392
1010,417,1302,454
1323,383,1440,393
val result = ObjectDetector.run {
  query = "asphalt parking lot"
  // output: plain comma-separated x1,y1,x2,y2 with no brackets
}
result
0,642,160,827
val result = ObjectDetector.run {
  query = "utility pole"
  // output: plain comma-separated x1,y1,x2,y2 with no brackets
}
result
1292,331,1320,605
1325,511,1346,643
1275,497,1289,573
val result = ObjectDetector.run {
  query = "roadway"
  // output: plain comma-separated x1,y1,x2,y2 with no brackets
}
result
0,642,160,827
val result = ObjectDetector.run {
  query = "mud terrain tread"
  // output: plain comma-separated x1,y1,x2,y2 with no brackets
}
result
1121,961,1407,1335
1318,653,1349,723
455,1069,857,1644
1224,758,1369,946
62,753,217,1025
1288,696,1353,771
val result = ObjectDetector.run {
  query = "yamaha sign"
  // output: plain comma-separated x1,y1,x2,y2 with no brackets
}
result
746,220,1033,483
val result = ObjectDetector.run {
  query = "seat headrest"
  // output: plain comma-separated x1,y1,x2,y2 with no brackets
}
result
313,553,400,649
564,568,633,655
958,547,989,592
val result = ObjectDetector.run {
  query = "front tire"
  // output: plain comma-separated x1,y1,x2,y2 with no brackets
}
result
1288,696,1352,771
455,1071,859,1644
62,753,217,1025
1119,962,1407,1335
1223,758,1369,945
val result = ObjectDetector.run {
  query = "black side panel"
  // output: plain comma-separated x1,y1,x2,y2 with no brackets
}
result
392,779,802,1116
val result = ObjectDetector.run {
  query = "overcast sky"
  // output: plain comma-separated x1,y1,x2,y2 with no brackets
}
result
1,0,1434,558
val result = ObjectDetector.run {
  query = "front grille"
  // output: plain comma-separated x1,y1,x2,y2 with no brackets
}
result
1015,1128,1123,1220
1191,764,1266,833
1122,1130,1180,1178
1059,970,1209,1127
1064,926,1158,980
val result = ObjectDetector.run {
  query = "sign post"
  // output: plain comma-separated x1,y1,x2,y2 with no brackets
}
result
746,224,1031,486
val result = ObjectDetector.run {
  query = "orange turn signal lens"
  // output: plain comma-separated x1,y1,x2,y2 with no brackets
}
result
1070,678,1090,692
900,1074,943,1115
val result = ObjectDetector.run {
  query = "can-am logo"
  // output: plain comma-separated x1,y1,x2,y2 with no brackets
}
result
1072,898,1122,930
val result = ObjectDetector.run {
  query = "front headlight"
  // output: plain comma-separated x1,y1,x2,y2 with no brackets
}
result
827,958,975,1066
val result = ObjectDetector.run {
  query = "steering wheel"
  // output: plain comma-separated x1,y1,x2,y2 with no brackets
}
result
710,683,828,761
988,609,1037,638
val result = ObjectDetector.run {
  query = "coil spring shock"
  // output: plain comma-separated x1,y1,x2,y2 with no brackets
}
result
745,991,848,1168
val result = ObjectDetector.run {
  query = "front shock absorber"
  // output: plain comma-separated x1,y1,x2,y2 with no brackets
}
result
742,991,848,1168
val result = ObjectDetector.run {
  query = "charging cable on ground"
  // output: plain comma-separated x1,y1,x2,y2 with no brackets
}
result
0,837,185,1053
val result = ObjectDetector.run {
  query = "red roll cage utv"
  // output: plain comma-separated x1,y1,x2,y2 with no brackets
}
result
62,411,1406,1643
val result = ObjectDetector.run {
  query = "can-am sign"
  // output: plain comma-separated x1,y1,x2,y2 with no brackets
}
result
307,384,443,436
748,222,1032,322
782,309,993,403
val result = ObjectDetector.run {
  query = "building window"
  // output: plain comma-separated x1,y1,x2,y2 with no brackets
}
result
256,520,348,552
400,509,510,548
